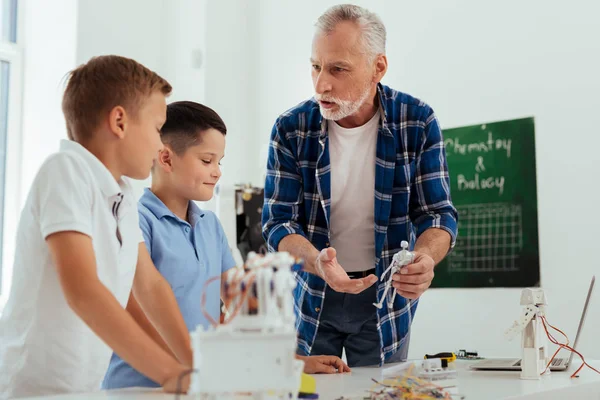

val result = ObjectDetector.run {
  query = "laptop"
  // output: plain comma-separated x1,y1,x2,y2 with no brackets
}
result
470,276,595,371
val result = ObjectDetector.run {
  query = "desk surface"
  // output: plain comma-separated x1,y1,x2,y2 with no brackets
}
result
19,361,600,400
312,360,600,399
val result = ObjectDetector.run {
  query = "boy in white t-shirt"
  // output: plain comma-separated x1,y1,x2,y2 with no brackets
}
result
0,55,193,399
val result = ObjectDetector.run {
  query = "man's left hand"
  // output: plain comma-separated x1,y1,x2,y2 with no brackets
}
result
391,252,435,299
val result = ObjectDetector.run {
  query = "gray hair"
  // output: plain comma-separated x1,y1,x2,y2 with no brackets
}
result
315,4,386,60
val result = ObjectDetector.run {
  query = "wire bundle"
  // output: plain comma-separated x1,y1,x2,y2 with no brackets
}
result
360,365,462,400
540,315,600,378
200,251,298,327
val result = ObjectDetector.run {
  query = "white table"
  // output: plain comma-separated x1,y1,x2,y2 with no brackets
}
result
18,361,600,400
311,360,600,399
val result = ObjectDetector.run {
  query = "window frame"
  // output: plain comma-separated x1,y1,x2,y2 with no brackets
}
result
0,0,23,309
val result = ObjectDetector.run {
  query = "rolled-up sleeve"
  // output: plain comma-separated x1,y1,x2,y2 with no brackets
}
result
409,108,458,248
262,119,307,251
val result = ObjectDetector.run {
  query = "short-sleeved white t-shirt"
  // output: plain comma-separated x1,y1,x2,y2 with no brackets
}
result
0,139,143,399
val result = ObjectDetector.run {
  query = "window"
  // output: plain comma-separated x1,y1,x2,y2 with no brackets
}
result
0,61,8,293
0,0,20,301
1,0,17,43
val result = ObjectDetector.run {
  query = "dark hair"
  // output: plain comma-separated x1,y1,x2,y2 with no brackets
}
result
160,101,227,155
62,55,172,142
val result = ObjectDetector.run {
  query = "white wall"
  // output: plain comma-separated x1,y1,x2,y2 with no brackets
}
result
252,0,600,360
202,0,261,247
20,0,78,202
76,0,165,75
77,0,206,105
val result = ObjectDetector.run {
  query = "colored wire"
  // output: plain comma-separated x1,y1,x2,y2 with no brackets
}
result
540,316,600,378
363,364,458,399
200,275,223,327
200,270,258,327
224,274,257,322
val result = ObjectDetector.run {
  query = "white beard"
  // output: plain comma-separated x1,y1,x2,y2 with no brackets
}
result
317,84,372,121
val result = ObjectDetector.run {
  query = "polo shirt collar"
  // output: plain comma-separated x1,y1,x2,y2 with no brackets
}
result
140,188,205,224
60,139,122,198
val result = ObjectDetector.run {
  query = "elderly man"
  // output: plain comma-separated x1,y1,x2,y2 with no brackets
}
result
262,4,458,367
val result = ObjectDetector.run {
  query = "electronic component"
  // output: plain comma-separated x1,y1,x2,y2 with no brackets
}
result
190,252,306,399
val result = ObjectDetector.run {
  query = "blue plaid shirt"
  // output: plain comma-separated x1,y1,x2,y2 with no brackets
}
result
262,84,458,364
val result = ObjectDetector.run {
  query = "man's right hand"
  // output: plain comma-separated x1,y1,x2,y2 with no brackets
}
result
315,247,377,294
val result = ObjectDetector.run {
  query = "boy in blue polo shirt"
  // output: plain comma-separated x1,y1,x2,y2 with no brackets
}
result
103,101,349,389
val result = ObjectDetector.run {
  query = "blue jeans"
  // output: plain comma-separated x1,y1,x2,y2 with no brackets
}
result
307,284,410,367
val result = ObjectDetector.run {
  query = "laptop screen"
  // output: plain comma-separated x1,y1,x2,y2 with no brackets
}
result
566,276,595,366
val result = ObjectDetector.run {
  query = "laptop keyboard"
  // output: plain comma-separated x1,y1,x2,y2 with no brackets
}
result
513,359,562,367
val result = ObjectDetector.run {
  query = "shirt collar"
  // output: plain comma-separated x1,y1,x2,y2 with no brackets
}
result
188,200,205,224
60,139,122,198
140,188,205,224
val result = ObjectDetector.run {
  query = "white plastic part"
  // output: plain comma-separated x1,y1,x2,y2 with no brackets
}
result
520,288,547,307
504,304,537,341
422,358,442,370
190,329,303,399
190,251,303,398
275,264,297,328
373,241,414,309
418,359,457,387
505,288,550,380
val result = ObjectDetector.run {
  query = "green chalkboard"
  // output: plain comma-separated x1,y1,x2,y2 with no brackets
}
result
432,117,540,288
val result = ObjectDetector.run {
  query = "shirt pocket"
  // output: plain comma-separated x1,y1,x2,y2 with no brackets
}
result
393,157,416,198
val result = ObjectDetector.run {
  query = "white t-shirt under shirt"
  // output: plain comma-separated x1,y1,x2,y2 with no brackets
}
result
328,110,379,273
0,140,143,399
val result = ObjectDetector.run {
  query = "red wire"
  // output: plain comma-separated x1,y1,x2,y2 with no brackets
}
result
541,316,568,374
223,274,257,323
200,271,259,327
200,275,223,327
540,317,571,375
540,316,600,378
540,317,574,376
544,317,570,345
541,316,570,373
